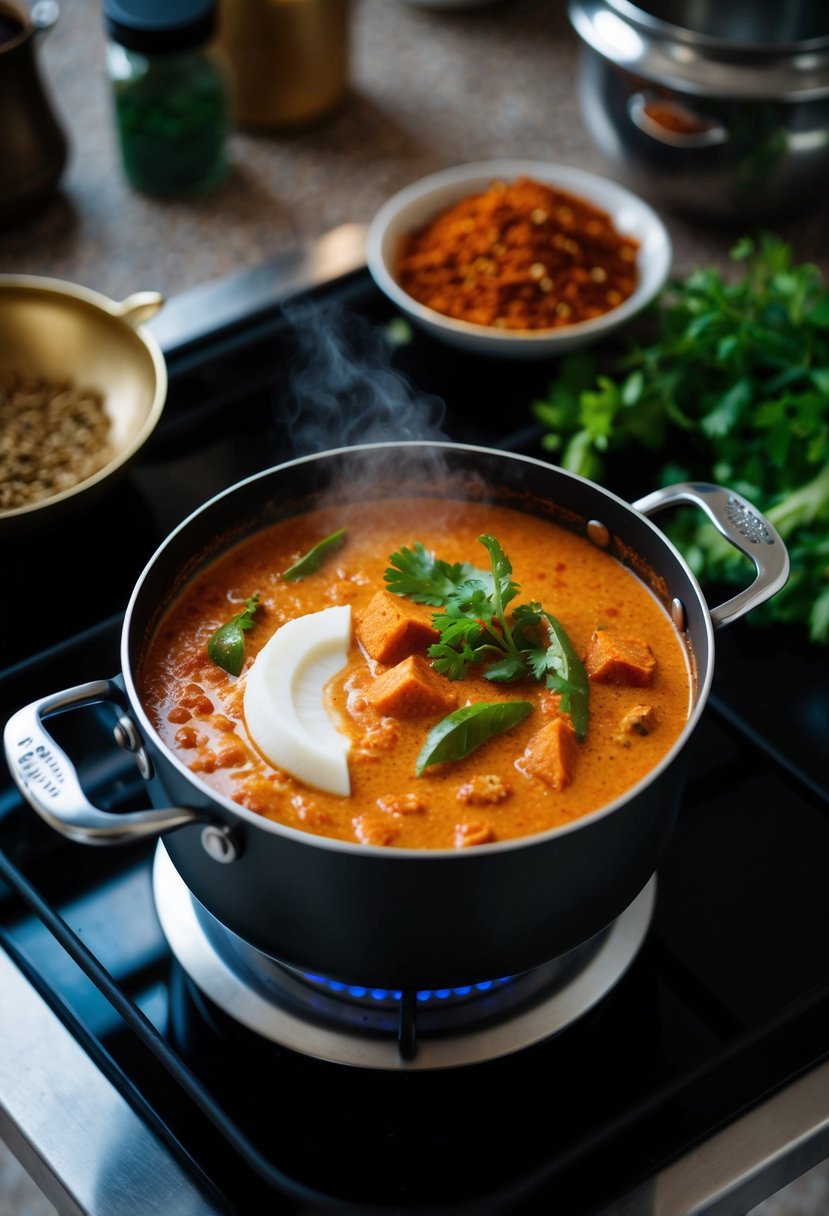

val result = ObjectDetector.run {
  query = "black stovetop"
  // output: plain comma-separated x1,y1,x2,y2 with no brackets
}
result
1,268,828,1215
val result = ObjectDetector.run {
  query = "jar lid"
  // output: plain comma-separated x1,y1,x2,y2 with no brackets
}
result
103,0,217,53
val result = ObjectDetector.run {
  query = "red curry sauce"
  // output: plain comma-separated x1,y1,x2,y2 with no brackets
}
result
139,498,692,849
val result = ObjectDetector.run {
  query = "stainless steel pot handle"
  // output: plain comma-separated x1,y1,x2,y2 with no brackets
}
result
3,679,201,844
633,481,789,629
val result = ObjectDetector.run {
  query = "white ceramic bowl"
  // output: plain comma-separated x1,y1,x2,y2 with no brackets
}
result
366,160,673,359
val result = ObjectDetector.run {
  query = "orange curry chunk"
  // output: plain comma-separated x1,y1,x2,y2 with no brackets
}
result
356,591,439,665
617,703,657,740
366,654,458,719
454,819,496,848
457,774,512,805
353,813,399,847
377,793,427,815
584,630,656,687
521,718,576,791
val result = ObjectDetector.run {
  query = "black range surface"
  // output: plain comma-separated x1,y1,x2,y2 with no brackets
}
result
1,253,827,1215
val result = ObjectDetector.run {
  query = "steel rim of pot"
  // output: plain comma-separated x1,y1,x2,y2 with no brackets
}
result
119,439,716,860
3,441,788,983
5,440,787,870
569,0,829,101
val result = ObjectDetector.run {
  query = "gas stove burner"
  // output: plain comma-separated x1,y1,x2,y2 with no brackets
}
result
295,968,517,1008
152,843,655,1070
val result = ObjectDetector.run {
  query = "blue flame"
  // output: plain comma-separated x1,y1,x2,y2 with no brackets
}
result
301,972,514,1004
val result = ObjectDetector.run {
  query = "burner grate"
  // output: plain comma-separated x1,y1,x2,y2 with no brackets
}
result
2,260,829,1215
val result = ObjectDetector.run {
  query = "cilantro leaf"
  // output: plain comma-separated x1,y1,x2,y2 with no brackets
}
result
542,612,590,742
387,535,590,737
427,640,478,681
384,543,488,605
478,534,519,618
484,656,529,683
532,233,829,643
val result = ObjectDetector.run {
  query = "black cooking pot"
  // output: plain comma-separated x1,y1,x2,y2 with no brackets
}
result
4,444,788,988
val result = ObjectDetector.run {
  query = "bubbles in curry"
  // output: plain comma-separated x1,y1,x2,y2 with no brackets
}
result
139,498,692,849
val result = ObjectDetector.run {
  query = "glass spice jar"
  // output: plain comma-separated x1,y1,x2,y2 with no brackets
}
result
103,0,228,198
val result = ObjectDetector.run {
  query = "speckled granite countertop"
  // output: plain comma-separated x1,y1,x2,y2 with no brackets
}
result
1,0,827,302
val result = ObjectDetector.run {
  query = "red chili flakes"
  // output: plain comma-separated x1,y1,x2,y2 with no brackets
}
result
396,177,639,332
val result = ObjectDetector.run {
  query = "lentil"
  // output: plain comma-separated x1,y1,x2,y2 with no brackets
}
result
0,372,111,510
396,176,640,332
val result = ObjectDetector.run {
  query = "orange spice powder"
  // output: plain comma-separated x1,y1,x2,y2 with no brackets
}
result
396,176,640,331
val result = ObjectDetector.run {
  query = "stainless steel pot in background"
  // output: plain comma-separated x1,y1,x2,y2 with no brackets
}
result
569,0,829,220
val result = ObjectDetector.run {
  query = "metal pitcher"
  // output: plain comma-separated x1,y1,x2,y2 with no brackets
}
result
0,0,68,227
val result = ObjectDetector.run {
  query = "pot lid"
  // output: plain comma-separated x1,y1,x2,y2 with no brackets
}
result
569,0,829,100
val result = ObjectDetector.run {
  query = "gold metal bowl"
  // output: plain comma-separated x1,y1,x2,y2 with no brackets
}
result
0,275,167,533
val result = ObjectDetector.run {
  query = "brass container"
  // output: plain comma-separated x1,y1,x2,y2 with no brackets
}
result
0,0,68,226
218,0,349,129
0,276,167,535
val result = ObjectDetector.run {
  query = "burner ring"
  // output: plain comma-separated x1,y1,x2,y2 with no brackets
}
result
152,843,656,1071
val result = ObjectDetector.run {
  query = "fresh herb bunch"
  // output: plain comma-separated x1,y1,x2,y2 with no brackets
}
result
385,534,589,739
532,235,829,642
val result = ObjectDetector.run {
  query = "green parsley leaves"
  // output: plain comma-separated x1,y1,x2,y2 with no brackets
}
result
532,234,829,642
207,595,260,677
383,541,489,605
385,533,590,740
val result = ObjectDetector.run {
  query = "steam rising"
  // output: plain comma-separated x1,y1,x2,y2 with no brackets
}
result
272,306,488,517
283,309,448,456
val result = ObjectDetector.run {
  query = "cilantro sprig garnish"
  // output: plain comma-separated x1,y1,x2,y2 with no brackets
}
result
207,595,260,677
385,534,589,740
